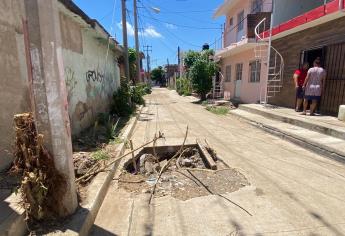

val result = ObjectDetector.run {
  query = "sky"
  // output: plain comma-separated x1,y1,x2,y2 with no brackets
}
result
73,0,225,69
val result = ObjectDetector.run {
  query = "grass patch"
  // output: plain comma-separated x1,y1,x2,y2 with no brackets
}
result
91,150,110,161
206,106,229,115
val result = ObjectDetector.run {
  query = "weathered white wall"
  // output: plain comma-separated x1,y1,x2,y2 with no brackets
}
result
273,0,331,26
59,6,121,136
0,0,30,170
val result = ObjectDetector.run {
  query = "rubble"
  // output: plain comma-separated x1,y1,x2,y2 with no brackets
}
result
118,140,249,201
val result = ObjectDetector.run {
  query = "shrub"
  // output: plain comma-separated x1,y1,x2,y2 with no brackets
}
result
190,59,216,101
176,77,192,96
111,77,133,117
130,86,145,105
112,79,152,117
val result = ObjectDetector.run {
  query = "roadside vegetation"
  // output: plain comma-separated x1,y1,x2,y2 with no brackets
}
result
205,106,229,115
176,77,192,96
180,49,218,100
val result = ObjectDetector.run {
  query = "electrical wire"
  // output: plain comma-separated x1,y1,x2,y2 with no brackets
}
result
139,2,200,48
139,14,222,30
103,0,118,75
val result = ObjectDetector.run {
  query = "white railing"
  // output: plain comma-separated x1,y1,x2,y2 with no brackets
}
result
255,17,285,104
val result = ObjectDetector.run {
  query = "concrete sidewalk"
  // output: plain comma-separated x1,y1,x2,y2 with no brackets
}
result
91,88,345,236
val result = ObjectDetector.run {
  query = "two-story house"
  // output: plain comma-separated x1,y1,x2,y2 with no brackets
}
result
257,0,345,116
213,0,272,103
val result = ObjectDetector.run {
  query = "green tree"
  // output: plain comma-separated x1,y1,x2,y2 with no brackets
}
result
183,50,201,70
190,59,217,101
151,66,164,82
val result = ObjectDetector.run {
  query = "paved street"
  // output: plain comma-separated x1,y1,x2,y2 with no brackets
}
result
92,88,345,236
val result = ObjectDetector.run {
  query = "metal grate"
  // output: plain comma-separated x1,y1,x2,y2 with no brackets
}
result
321,42,345,115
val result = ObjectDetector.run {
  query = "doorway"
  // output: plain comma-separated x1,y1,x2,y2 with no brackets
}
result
301,47,325,68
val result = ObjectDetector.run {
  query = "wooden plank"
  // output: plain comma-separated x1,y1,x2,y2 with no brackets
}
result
196,140,217,170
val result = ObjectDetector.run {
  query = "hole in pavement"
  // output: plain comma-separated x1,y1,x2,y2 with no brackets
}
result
118,144,250,201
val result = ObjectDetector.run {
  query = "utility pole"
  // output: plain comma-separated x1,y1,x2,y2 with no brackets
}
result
143,45,152,81
133,0,141,83
121,0,130,82
24,0,77,216
177,46,181,77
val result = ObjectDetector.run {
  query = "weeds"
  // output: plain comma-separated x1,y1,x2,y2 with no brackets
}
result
206,106,229,115
91,150,109,160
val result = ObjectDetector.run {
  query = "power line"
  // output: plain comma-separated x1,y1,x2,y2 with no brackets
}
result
139,14,222,30
139,2,200,48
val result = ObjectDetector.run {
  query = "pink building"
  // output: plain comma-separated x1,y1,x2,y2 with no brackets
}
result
214,0,272,103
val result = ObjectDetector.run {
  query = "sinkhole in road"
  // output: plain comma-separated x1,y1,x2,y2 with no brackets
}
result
118,144,250,201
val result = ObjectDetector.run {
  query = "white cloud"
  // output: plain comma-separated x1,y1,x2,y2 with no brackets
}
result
117,21,135,36
140,25,163,38
165,23,177,30
117,22,162,38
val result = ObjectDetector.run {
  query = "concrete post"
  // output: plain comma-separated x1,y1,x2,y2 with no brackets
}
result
24,0,78,216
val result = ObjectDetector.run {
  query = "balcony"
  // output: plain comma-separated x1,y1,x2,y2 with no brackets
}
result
223,12,271,47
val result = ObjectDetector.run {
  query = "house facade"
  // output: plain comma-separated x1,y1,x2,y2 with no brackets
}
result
214,0,272,103
0,0,122,170
261,0,345,116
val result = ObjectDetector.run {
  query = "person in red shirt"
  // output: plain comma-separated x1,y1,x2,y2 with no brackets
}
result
293,62,309,112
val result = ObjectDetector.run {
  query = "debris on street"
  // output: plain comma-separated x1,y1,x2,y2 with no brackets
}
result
118,127,250,202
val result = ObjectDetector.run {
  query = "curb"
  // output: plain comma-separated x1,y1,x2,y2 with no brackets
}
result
229,111,345,164
238,105,345,141
77,105,143,236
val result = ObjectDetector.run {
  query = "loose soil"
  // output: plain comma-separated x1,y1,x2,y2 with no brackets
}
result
118,146,249,201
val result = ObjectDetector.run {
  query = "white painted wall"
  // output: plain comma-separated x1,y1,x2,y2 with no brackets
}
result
58,5,121,136
62,28,121,135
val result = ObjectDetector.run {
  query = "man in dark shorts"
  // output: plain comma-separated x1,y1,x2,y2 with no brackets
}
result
293,62,309,112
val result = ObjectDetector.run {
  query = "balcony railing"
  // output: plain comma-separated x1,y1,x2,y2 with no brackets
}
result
223,12,271,48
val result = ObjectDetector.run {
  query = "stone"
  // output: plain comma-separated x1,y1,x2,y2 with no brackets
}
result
182,159,192,167
144,161,154,174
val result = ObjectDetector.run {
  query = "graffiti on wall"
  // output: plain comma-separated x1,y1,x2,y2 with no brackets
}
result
65,67,77,102
86,69,104,83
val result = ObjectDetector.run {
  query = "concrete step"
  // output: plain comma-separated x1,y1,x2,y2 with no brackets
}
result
0,192,26,236
238,104,345,141
229,109,345,162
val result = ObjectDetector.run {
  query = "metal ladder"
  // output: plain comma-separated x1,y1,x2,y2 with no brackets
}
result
212,72,224,99
254,18,284,104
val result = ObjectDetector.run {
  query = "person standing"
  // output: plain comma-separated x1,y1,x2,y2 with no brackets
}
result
293,62,309,112
302,58,326,116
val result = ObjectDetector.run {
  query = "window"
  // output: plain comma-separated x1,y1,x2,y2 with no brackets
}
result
229,17,234,27
225,65,231,82
251,0,263,13
235,63,243,81
237,10,244,32
249,60,261,83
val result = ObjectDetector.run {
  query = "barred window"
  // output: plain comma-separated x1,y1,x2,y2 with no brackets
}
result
235,63,243,81
225,65,231,82
249,60,261,83
237,11,244,31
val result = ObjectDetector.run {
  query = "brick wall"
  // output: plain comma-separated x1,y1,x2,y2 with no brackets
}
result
270,16,345,109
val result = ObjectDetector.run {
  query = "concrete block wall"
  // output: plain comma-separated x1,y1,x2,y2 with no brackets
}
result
59,4,121,136
0,1,121,171
0,0,30,170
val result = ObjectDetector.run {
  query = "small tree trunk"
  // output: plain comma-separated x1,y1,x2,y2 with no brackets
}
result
201,93,207,101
